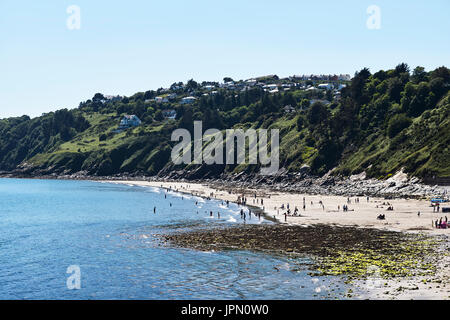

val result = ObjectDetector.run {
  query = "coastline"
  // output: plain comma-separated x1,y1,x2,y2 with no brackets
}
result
104,179,449,300
0,175,448,299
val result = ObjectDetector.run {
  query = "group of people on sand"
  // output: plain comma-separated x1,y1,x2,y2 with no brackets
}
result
434,216,448,229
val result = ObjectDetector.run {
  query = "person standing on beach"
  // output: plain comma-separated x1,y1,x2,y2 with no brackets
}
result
153,207,156,214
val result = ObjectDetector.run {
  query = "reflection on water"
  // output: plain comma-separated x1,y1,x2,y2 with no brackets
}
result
0,178,349,299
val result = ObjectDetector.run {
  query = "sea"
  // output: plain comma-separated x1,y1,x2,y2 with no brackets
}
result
0,178,349,299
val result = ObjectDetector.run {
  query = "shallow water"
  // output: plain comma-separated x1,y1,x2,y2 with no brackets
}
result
0,178,348,299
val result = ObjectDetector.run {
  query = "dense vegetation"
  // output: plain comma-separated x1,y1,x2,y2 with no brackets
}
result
0,64,448,181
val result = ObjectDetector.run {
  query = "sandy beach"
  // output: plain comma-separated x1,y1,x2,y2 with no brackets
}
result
103,179,450,300
105,180,449,234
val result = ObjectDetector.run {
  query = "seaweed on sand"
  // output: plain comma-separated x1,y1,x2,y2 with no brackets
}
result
161,224,442,280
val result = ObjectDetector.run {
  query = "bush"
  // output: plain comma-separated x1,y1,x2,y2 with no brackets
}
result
387,114,412,138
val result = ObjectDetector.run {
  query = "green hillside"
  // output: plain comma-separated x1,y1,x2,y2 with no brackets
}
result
0,64,449,181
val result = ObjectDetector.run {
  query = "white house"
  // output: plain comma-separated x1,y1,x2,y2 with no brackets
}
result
264,84,279,92
269,88,279,94
155,96,169,103
119,115,141,129
204,85,215,91
180,96,197,104
318,83,333,90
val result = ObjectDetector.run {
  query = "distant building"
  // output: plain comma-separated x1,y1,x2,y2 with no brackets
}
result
103,95,122,102
203,85,215,91
119,115,141,129
318,83,333,90
283,105,296,113
180,96,197,104
155,96,169,103
168,93,177,100
162,109,177,119
264,84,278,92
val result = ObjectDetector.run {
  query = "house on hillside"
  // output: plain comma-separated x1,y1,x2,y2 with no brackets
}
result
155,96,169,103
180,96,197,104
119,115,141,130
162,109,177,119
168,93,177,100
283,105,296,113
264,84,278,92
318,83,333,90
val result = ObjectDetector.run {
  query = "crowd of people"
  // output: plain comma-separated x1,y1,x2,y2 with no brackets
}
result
157,183,450,232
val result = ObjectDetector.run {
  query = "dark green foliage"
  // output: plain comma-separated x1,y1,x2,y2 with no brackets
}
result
0,111,90,170
0,65,448,180
387,114,412,138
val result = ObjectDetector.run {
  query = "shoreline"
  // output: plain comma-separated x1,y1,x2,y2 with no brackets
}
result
103,179,450,235
0,175,448,299
104,179,449,300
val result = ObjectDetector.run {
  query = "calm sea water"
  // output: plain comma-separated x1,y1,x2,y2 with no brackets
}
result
0,178,348,299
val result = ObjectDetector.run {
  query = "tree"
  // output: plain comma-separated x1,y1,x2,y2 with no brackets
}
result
223,77,234,83
387,114,412,138
154,110,164,121
350,67,371,105
412,66,427,83
395,63,410,76
186,79,198,91
387,77,404,102
307,102,330,126
92,93,105,101
179,106,194,134
431,66,450,82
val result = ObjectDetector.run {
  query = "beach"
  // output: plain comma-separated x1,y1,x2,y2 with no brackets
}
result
105,180,449,234
105,179,450,300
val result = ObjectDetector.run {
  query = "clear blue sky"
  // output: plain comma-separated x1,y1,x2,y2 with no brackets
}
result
1,0,449,118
